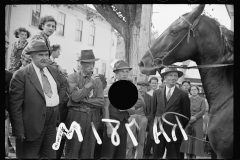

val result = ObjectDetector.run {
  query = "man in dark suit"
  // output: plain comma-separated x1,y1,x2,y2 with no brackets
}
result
9,39,68,159
151,68,190,159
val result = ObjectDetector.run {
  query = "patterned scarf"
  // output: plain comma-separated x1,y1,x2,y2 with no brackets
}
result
13,40,28,53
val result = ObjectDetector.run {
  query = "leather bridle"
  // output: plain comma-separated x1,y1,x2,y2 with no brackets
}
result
148,15,201,68
147,15,233,69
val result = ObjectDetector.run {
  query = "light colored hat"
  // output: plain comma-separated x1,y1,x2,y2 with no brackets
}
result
161,67,183,78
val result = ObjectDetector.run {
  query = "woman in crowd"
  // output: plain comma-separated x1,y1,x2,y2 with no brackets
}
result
21,15,57,67
8,27,31,72
181,80,191,97
49,44,67,75
180,85,206,159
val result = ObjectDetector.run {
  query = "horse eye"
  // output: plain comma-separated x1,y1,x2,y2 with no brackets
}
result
170,30,178,34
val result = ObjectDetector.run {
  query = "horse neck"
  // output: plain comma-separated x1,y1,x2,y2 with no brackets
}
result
196,59,233,112
193,16,233,112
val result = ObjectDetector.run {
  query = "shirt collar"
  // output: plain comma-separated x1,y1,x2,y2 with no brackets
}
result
32,62,46,73
166,85,175,91
41,31,49,39
191,95,200,101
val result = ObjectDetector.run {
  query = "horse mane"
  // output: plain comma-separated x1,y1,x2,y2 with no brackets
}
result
200,14,234,64
199,14,233,85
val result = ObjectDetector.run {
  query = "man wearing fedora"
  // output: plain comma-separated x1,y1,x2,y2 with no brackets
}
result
8,39,68,159
126,80,150,159
64,50,104,159
151,67,190,159
101,60,145,159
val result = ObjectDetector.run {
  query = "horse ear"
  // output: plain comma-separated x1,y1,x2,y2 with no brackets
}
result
188,4,205,22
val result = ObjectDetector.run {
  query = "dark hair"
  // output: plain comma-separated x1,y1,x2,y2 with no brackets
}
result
149,77,158,83
13,27,31,38
38,15,57,31
51,44,61,51
182,80,191,85
189,85,200,95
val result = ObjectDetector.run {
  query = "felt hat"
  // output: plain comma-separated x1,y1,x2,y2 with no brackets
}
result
113,60,132,72
77,50,99,62
137,80,149,86
24,39,52,55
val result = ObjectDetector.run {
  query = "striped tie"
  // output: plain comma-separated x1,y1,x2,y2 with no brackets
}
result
40,68,52,98
167,88,171,101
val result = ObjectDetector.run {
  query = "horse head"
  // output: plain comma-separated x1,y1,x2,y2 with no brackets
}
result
139,5,205,75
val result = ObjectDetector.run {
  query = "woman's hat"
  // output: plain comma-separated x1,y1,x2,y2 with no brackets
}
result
113,60,132,72
77,50,99,62
161,67,183,78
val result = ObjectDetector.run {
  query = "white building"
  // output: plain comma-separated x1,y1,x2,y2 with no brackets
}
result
5,5,117,81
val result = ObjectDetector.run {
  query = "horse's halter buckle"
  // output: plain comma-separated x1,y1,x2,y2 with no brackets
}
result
148,15,201,68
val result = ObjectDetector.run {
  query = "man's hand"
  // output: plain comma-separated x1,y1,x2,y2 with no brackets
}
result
85,81,94,90
17,134,25,142
189,116,196,123
106,123,113,138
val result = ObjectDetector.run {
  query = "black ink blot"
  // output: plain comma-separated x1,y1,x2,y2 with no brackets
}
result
108,80,138,110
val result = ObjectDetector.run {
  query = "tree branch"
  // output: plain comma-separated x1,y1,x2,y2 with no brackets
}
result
93,4,128,38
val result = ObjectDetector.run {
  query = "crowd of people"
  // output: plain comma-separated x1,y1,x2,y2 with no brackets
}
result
5,15,216,159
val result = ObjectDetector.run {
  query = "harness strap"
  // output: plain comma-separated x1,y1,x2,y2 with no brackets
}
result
167,63,233,69
180,15,201,43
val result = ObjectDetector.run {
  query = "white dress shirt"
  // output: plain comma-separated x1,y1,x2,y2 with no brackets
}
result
32,62,59,107
165,85,175,99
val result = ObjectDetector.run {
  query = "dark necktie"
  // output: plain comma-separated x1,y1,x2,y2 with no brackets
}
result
40,68,52,98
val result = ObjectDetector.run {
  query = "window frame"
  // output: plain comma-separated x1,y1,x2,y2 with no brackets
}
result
88,25,95,46
30,5,41,28
57,12,66,36
75,19,83,42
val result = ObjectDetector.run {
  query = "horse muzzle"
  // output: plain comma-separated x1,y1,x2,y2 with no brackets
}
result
139,61,157,75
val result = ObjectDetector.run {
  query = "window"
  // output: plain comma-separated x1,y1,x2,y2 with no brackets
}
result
57,12,66,36
31,5,41,27
89,25,95,45
75,19,83,41
101,62,106,76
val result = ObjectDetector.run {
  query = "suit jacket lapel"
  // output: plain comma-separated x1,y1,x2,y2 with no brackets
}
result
47,66,60,91
165,87,181,111
27,63,45,98
160,87,166,109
